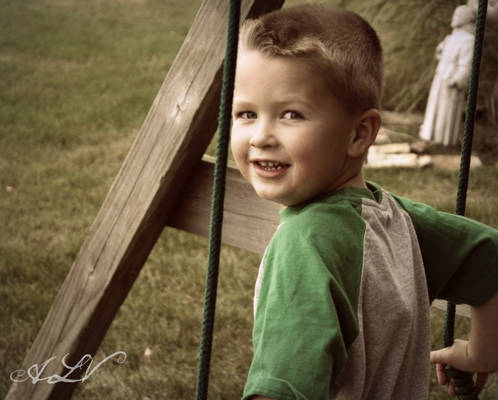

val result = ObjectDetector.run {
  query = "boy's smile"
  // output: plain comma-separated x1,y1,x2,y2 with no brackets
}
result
252,159,290,178
231,49,363,206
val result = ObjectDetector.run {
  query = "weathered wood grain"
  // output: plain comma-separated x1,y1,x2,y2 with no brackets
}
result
168,156,280,255
6,1,284,399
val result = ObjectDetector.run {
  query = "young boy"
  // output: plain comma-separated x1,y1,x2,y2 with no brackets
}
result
230,4,498,400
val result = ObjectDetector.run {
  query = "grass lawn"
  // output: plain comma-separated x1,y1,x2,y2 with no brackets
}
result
1,0,497,399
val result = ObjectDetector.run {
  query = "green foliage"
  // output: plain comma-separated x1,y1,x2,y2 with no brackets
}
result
0,1,496,399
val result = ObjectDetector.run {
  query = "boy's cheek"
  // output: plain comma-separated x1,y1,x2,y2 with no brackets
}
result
230,133,247,159
229,141,247,173
233,154,249,176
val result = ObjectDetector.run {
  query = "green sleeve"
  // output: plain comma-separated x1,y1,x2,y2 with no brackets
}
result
392,194,498,306
242,207,363,400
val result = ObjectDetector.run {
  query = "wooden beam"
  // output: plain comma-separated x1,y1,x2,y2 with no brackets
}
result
6,1,284,399
168,156,280,255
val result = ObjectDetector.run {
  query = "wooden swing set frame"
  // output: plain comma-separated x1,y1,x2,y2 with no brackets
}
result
6,1,470,399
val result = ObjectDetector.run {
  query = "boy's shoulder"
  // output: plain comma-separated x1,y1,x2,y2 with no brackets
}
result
284,184,377,212
279,191,363,230
278,184,383,234
270,186,380,260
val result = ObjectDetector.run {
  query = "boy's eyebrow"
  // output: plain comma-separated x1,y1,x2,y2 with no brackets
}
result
232,98,314,109
232,99,254,111
274,99,314,109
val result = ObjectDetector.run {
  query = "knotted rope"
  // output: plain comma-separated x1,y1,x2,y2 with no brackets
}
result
443,0,488,398
195,1,241,399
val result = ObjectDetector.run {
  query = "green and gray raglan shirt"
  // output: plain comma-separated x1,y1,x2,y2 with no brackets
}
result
242,182,498,400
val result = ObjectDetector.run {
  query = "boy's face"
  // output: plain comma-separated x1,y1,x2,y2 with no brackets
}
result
231,50,358,206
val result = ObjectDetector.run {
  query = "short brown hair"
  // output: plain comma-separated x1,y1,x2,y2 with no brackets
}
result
239,4,384,114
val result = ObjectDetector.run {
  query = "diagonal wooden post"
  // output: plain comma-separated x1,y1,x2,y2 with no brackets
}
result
6,1,284,399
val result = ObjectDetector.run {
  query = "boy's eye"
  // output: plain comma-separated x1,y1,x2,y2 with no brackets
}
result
282,110,303,120
237,111,257,119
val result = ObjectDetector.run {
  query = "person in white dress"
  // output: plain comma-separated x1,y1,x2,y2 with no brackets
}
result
419,5,475,146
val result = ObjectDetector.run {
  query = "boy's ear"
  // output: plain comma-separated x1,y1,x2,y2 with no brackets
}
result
347,109,382,158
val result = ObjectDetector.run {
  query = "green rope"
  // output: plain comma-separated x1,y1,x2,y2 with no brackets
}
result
443,0,488,399
195,1,241,399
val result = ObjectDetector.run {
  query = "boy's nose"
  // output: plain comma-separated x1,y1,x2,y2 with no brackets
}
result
249,122,278,148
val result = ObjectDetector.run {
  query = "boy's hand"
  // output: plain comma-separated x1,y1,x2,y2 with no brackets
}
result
431,292,498,395
431,339,489,396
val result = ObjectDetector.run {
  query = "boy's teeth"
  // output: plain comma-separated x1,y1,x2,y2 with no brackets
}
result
257,161,285,170
259,161,279,167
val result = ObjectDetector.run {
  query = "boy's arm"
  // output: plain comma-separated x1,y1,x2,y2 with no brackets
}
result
391,194,498,305
430,291,498,373
242,212,362,400
391,194,498,394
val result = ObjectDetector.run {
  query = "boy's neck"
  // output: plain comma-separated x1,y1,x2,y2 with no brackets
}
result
335,170,367,191
330,161,368,192
279,171,368,210
278,170,367,210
